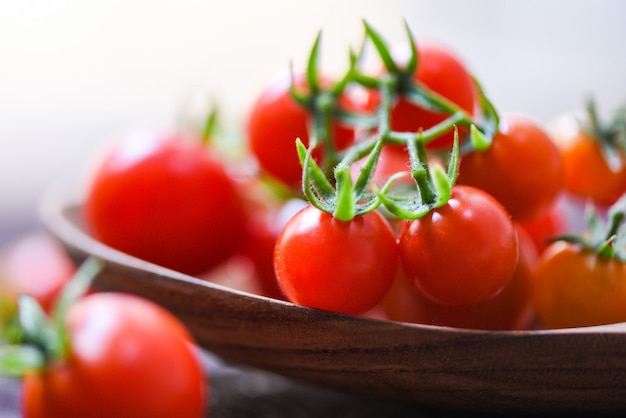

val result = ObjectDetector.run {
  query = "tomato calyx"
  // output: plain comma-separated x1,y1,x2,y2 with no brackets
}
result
297,135,384,221
376,129,460,219
553,195,626,261
0,257,101,378
584,97,626,172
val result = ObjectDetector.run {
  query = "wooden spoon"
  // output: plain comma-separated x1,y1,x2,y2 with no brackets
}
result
38,187,626,415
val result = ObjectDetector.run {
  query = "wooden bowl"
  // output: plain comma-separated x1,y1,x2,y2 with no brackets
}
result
39,186,626,415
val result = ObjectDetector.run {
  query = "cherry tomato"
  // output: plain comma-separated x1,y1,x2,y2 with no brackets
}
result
0,231,75,317
380,225,537,330
398,185,519,307
247,73,356,190
457,113,563,222
274,206,398,315
550,112,626,206
367,42,476,150
532,241,626,329
84,128,248,276
21,292,206,418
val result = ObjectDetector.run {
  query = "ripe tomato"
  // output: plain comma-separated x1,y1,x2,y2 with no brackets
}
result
273,205,398,315
367,42,476,150
21,293,206,418
380,225,537,330
398,185,519,307
0,231,75,317
84,128,248,276
457,113,563,222
532,241,626,329
550,112,626,206
247,73,356,190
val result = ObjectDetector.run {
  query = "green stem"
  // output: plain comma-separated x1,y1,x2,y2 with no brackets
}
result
407,136,437,205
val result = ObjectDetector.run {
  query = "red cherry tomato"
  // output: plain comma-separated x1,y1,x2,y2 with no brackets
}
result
367,42,476,150
532,241,626,329
457,113,563,222
21,293,207,418
84,129,248,276
247,73,357,190
381,225,537,330
0,231,75,315
398,185,519,307
273,206,398,315
550,112,626,206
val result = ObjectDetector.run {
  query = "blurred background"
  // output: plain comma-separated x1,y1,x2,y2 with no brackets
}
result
1,0,625,246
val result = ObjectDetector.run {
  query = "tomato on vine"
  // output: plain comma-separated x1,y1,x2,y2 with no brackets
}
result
380,225,536,330
83,127,248,276
0,258,207,418
274,205,398,315
247,72,357,191
0,232,75,322
533,196,626,329
396,185,519,306
457,114,563,222
364,41,477,151
550,99,626,206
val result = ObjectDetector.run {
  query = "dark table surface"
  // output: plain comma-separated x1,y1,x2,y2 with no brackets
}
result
1,350,546,418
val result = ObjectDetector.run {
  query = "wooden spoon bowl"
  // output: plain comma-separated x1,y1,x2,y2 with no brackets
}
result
39,187,626,415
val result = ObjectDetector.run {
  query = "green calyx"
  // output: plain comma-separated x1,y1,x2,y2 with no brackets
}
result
553,195,626,261
377,128,460,220
0,257,102,378
289,20,501,221
584,98,626,172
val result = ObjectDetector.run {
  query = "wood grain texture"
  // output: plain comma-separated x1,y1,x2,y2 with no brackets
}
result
39,189,626,415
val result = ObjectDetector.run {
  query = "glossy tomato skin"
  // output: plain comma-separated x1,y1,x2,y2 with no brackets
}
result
550,113,626,206
532,241,626,329
21,293,206,418
368,42,476,150
84,130,248,276
247,73,356,190
0,232,75,316
274,206,398,315
398,185,519,307
380,225,537,330
457,114,563,222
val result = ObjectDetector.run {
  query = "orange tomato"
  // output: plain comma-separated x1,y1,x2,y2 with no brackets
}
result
532,241,626,329
550,112,626,206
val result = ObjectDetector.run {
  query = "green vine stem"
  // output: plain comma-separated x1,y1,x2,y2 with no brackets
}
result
0,257,102,378
289,20,500,220
584,98,626,172
551,195,626,261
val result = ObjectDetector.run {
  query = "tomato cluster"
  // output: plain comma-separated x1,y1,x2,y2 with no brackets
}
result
74,22,626,329
4,19,626,418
